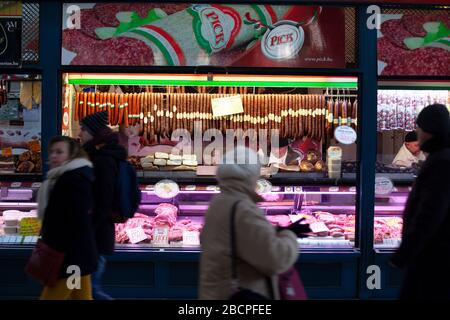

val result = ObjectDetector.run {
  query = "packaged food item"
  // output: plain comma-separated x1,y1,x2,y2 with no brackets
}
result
155,152,169,159
167,159,182,166
182,159,198,166
169,154,182,161
154,159,167,166
182,154,197,161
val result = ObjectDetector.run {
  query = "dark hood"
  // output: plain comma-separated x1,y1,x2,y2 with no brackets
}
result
420,135,450,154
83,128,127,161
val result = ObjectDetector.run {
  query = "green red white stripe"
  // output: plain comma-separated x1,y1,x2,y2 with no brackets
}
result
251,5,277,28
128,25,186,66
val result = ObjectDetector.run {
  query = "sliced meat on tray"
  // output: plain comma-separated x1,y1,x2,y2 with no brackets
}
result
402,12,450,37
380,19,413,49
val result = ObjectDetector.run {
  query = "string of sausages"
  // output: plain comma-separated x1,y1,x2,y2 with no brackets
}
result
74,92,358,141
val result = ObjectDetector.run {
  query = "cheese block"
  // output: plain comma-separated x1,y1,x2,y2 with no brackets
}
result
182,159,198,166
182,154,197,161
167,159,182,166
140,157,154,166
155,152,169,159
169,154,182,161
154,159,167,166
142,163,159,171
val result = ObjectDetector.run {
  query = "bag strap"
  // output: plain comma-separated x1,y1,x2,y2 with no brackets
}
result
230,201,274,299
230,201,240,286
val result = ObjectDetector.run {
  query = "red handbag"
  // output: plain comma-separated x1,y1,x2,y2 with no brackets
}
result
24,239,65,287
278,266,308,300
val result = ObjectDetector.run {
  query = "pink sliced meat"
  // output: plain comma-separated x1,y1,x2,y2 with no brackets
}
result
80,8,106,39
94,3,131,27
381,47,450,76
68,35,154,66
185,223,203,232
402,13,450,37
169,228,184,242
381,19,413,49
178,219,192,225
377,36,409,63
128,3,189,18
154,203,178,227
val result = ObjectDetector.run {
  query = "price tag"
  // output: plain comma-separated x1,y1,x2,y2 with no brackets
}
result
182,231,200,246
349,186,357,192
11,182,21,188
329,187,339,192
375,177,394,195
1,147,12,156
289,215,303,223
19,218,41,236
31,182,42,188
125,227,148,244
152,227,169,246
295,187,303,193
334,126,357,145
309,222,330,234
28,140,41,153
211,95,244,117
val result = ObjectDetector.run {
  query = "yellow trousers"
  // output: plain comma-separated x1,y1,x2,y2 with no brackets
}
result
40,275,93,300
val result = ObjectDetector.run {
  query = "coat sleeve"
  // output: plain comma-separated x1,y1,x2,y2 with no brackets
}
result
93,156,117,225
235,201,299,276
393,158,450,268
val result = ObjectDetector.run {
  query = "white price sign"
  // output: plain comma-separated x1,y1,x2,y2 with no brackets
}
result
289,215,303,223
334,126,357,145
211,95,244,117
309,222,330,234
152,227,169,246
125,227,148,244
375,177,394,195
182,231,200,246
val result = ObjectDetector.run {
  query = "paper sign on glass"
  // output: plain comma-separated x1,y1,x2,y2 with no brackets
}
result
152,227,169,246
182,231,200,246
211,95,244,118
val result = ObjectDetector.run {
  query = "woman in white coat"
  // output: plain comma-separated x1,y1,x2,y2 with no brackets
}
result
199,146,304,300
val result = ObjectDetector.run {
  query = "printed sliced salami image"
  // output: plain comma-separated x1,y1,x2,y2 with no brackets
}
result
381,47,450,76
377,36,409,63
128,3,189,18
80,8,107,39
63,29,154,65
94,3,131,27
380,19,413,49
402,12,450,37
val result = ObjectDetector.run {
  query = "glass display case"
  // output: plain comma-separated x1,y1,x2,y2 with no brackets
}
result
374,87,450,249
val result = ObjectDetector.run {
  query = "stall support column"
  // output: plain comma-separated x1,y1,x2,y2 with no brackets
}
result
357,5,378,300
39,1,62,174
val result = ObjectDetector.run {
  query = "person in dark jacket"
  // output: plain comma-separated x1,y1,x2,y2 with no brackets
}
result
78,111,127,300
391,104,450,300
38,136,97,300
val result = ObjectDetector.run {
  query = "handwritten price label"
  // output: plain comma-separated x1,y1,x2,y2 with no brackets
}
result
152,227,169,246
125,227,148,244
182,231,200,246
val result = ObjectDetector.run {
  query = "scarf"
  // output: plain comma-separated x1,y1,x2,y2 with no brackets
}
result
37,158,93,221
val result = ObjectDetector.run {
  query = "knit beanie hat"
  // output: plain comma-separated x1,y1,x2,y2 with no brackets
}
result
80,111,109,136
416,104,450,136
217,146,261,182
